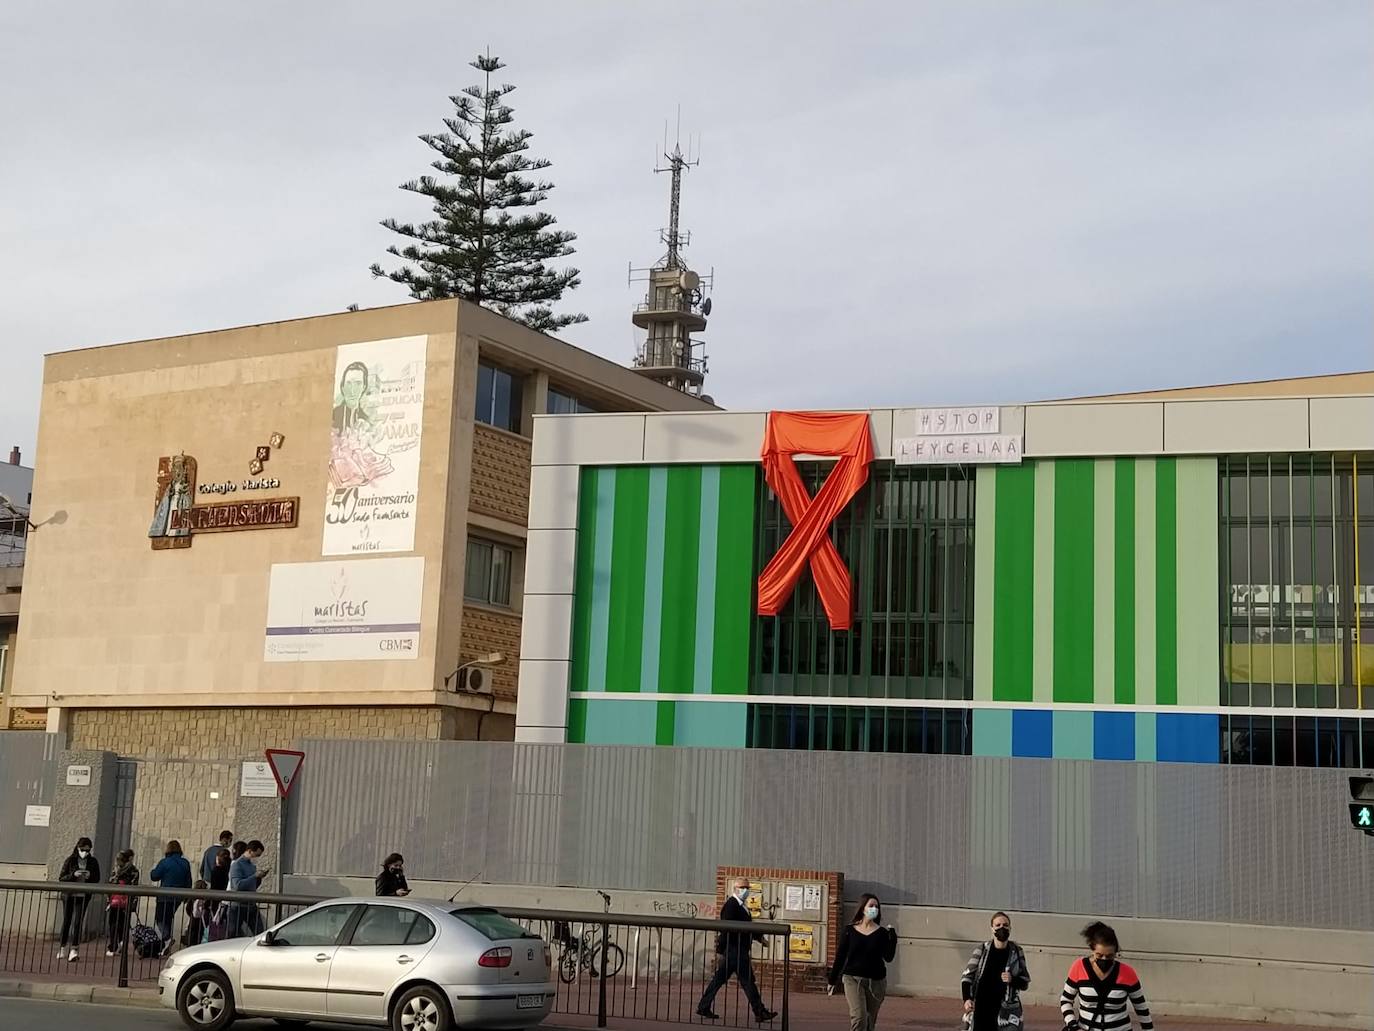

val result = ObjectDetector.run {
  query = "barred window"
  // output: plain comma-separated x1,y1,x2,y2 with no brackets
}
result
746,704,971,754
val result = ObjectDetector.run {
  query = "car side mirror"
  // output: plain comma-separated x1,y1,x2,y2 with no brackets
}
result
261,930,277,946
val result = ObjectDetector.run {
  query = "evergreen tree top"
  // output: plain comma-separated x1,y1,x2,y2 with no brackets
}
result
371,51,587,334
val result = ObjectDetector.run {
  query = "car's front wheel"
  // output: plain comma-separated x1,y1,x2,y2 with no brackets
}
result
392,985,452,1031
176,967,235,1031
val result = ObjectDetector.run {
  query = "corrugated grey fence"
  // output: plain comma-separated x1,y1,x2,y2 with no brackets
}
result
0,732,63,864
285,740,1372,931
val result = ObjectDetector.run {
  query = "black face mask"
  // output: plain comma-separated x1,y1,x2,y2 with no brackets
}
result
1093,956,1115,971
993,928,1010,942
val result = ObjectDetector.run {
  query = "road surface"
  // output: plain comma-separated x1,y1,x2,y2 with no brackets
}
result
0,997,360,1030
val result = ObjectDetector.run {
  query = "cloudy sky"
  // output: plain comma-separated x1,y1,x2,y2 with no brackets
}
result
2,1,1371,458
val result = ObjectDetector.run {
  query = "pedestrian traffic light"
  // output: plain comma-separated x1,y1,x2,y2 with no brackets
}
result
1350,776,1374,836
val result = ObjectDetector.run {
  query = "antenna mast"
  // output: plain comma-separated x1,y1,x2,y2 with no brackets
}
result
628,112,714,400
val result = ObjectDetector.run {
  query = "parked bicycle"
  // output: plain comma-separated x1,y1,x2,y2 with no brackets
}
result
553,890,626,984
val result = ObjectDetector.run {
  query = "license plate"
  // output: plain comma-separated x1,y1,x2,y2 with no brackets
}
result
517,994,544,1010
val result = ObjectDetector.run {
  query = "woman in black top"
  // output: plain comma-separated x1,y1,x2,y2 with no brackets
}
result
375,853,411,897
960,912,1030,1031
828,893,898,1031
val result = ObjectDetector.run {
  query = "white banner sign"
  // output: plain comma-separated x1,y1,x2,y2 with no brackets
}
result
895,434,1023,465
914,406,1000,436
323,336,427,556
24,805,50,827
240,761,277,798
264,557,424,662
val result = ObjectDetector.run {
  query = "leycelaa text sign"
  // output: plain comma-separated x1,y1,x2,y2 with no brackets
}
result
894,406,1023,466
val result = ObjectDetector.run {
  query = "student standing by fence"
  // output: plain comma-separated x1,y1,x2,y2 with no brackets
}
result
56,836,99,962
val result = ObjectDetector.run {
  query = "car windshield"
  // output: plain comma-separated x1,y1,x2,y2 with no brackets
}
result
450,908,539,941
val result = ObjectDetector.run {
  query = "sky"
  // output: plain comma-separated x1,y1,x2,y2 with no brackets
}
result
1,1,1372,459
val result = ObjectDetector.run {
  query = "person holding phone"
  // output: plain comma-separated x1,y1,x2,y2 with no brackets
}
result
828,893,898,1031
376,853,411,896
228,840,269,937
56,837,100,961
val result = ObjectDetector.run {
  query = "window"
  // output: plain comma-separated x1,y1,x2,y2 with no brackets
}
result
547,388,598,415
753,463,976,700
349,906,435,947
1220,715,1373,767
272,905,359,947
465,539,513,607
475,362,524,433
1220,455,1374,712
451,908,539,941
747,704,972,754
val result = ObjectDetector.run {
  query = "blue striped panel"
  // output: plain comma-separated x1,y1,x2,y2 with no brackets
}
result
692,466,720,694
674,701,747,747
972,709,1013,757
1093,711,1135,760
1052,711,1094,759
1156,713,1219,763
639,468,668,692
1012,710,1053,758
586,468,617,692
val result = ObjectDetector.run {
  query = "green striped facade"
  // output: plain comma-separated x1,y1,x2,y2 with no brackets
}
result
973,457,1220,707
567,465,757,746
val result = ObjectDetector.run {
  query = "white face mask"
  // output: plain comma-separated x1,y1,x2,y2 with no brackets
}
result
77,850,90,859
864,906,880,921
736,888,749,902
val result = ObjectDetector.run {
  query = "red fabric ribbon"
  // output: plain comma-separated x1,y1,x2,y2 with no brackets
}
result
757,412,874,630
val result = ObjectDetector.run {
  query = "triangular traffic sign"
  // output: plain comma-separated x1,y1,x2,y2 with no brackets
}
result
265,748,305,798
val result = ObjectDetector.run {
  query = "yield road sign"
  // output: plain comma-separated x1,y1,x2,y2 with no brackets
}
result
265,748,305,798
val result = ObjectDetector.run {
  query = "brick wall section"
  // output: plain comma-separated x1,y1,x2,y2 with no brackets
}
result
460,605,520,701
469,424,531,525
718,865,845,994
68,705,450,760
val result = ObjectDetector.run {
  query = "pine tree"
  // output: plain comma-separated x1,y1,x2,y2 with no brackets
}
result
371,52,587,333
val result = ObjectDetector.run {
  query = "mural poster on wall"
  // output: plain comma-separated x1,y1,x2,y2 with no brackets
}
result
323,336,427,556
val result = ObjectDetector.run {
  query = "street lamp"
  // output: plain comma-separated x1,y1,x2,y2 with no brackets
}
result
0,494,36,532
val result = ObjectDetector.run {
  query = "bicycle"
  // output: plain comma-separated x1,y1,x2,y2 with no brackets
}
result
555,890,626,984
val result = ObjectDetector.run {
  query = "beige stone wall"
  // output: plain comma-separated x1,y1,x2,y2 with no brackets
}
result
469,424,531,525
67,705,452,760
459,605,521,702
15,302,462,711
129,759,239,876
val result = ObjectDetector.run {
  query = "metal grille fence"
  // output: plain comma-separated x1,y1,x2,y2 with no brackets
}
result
286,740,1373,931
0,731,62,864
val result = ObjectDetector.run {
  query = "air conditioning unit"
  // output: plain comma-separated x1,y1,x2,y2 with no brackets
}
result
460,666,489,694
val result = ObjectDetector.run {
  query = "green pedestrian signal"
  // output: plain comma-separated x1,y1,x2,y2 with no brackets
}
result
1351,777,1374,836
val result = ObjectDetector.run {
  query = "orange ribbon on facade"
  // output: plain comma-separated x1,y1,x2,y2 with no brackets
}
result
757,411,874,630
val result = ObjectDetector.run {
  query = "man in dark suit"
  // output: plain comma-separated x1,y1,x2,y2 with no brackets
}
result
696,877,777,1023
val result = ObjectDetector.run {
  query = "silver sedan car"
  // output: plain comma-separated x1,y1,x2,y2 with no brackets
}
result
158,898,555,1031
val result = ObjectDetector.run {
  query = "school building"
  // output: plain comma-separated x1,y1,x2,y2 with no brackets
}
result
7,299,712,757
515,371,1374,767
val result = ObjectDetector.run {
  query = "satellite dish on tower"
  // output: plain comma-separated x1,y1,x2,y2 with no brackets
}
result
701,297,712,317
679,269,700,292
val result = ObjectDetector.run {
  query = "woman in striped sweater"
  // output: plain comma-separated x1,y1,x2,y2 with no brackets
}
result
1060,922,1154,1031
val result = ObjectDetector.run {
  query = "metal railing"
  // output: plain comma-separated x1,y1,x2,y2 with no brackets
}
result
0,880,793,1028
0,880,318,988
505,905,791,1029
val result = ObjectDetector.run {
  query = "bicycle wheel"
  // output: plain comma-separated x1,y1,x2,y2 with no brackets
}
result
591,942,626,978
558,948,579,984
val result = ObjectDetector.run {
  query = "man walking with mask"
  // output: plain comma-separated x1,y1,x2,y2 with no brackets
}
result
696,878,777,1023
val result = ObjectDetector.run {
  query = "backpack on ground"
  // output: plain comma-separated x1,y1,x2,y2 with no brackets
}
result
131,921,161,959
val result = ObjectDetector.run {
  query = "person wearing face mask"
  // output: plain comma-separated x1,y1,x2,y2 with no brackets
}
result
695,878,777,1023
961,912,1030,1031
828,894,898,1031
1060,922,1153,1031
56,837,100,962
376,853,411,896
